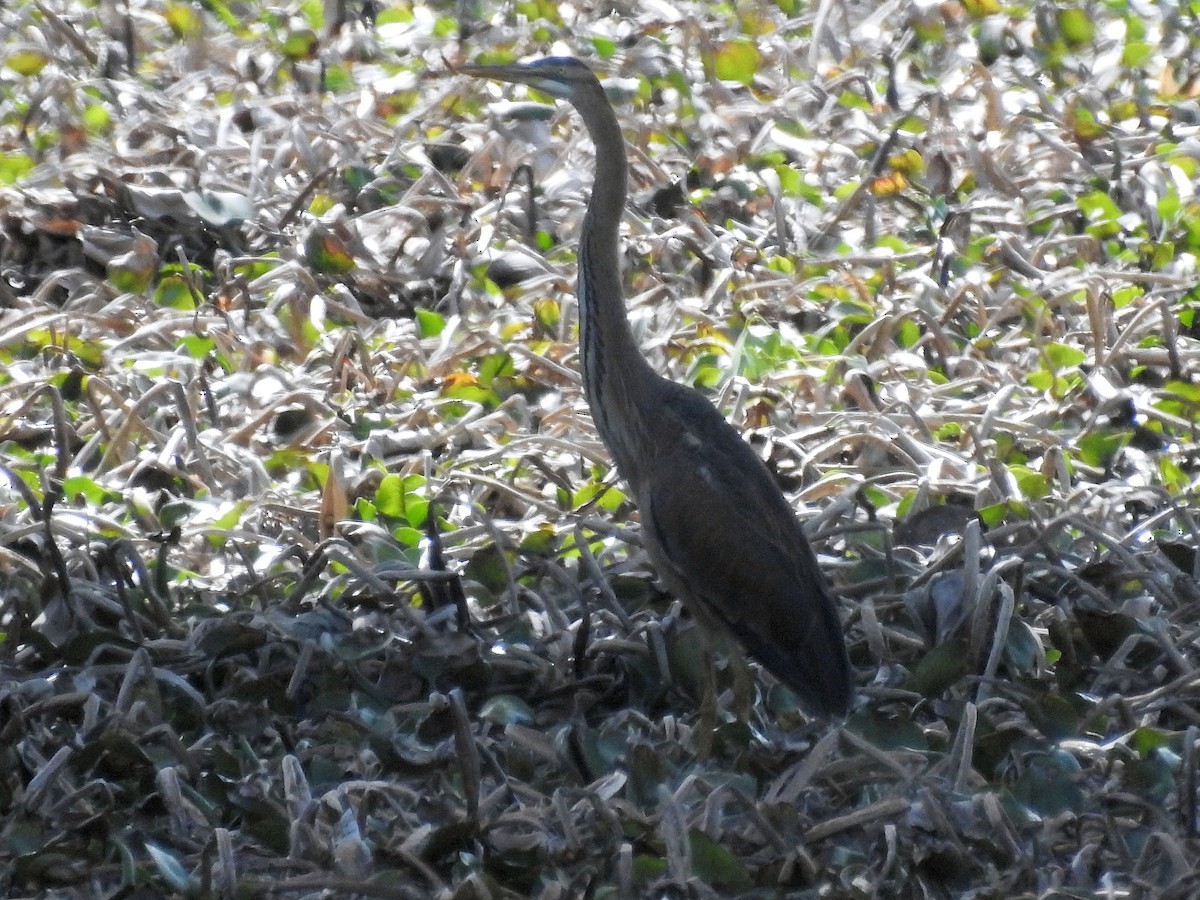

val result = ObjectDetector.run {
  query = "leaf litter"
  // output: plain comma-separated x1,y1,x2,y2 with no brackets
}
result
1,0,1200,896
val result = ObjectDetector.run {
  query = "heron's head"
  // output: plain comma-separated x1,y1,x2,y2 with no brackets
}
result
456,56,598,100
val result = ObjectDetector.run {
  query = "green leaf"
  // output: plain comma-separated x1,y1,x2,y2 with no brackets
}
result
478,351,516,384
1026,368,1052,391
1131,727,1172,757
1025,691,1080,741
837,91,874,113
323,63,354,93
1122,40,1153,68
164,2,202,38
1010,750,1084,816
1009,464,1051,500
859,484,891,509
849,707,929,750
533,297,560,331
1057,8,1094,46
1003,620,1042,675
159,500,195,530
597,486,625,512
1044,341,1087,370
24,329,105,368
1158,456,1189,494
1112,284,1143,309
376,6,412,24
933,421,962,442
62,475,119,506
415,307,447,337
1125,751,1176,804
712,39,759,85
404,496,429,527
354,496,377,521
177,335,215,358
1164,380,1200,403
199,0,239,29
393,525,423,547
280,27,318,60
904,639,967,696
0,152,33,184
978,500,1028,527
1076,190,1122,237
465,544,509,595
688,829,752,889
83,104,111,133
632,854,669,884
591,36,617,59
519,525,558,555
153,274,195,309
206,500,250,547
572,481,606,509
1077,430,1130,468
375,473,427,526
376,473,405,518
773,163,801,195
960,0,999,16
6,49,49,76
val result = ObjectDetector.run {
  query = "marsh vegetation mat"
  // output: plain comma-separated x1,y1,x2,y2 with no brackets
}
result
2,0,1199,896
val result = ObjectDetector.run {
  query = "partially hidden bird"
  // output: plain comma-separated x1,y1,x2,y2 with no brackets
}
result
457,57,852,718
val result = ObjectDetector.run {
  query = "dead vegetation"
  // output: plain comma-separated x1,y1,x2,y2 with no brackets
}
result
2,0,1200,896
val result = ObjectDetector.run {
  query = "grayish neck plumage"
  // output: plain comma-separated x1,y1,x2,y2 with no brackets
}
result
569,79,657,482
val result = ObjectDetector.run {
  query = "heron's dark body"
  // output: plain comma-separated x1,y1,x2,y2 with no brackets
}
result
460,57,853,717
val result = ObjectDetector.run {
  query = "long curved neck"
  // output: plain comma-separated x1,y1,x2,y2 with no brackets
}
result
571,84,656,477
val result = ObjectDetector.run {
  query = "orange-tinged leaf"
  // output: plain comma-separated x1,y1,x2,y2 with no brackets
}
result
443,372,480,390
304,231,356,274
441,371,498,405
870,171,908,196
34,216,82,236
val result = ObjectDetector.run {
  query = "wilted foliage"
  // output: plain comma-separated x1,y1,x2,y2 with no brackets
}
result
1,0,1199,897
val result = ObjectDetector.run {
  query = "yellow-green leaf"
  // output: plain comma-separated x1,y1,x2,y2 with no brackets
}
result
712,39,759,86
154,273,195,309
1058,8,1094,47
1044,342,1086,370
164,2,202,38
415,307,447,337
6,49,49,76
0,152,33,184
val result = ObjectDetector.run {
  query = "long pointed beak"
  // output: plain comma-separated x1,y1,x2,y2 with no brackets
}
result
452,61,571,99
455,62,542,87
